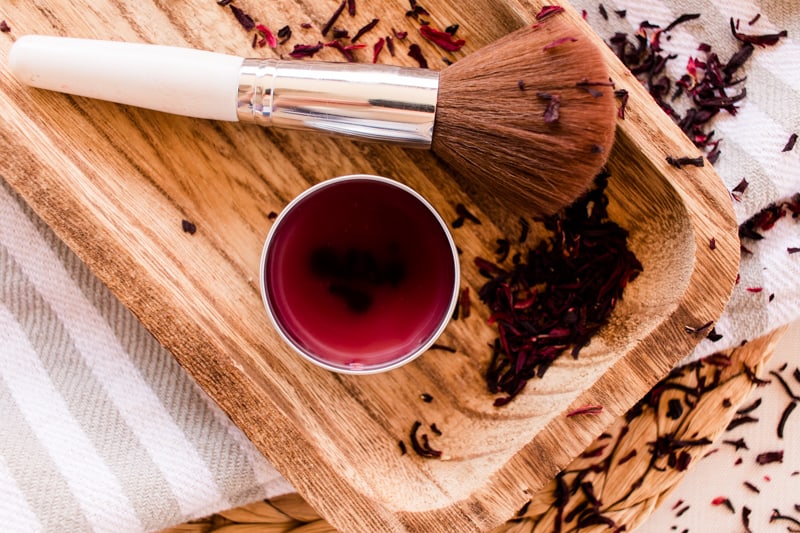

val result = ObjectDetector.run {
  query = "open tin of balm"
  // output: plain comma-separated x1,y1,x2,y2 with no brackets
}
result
261,175,460,374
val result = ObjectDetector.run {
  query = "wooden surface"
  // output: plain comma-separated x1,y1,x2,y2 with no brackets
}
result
0,1,740,531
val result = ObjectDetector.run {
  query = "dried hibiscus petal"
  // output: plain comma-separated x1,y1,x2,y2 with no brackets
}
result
730,18,788,47
372,37,385,63
229,5,256,31
255,24,277,48
408,43,428,68
534,5,565,21
419,25,465,52
322,0,347,36
289,42,324,59
783,133,798,152
537,92,561,123
351,18,379,43
755,450,783,464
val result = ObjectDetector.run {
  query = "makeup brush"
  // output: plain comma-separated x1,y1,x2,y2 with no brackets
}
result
9,16,617,216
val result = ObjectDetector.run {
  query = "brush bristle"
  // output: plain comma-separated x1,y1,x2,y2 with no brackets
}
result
433,17,617,216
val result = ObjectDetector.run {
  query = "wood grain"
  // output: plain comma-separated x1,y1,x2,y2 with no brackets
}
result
0,1,739,531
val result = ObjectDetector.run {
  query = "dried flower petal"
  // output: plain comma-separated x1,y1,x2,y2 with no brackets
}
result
255,24,278,48
755,450,784,465
289,42,324,59
181,219,197,234
711,496,736,513
351,17,379,43
730,18,788,47
665,13,700,32
534,5,565,21
322,0,347,36
419,24,465,52
0,20,10,33
277,25,292,45
783,133,798,152
408,43,428,68
538,92,561,123
229,5,256,31
372,37,385,63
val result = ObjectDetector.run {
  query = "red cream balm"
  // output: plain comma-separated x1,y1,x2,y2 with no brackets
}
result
261,175,459,374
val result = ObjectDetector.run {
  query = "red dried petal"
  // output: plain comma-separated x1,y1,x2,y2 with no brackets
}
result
321,0,346,36
352,18,380,43
535,5,565,21
372,37,385,63
730,17,787,47
407,44,428,68
289,42,324,59
229,5,255,31
255,24,277,48
419,24,465,52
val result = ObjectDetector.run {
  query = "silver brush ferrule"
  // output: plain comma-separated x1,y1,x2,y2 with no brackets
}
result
236,59,439,148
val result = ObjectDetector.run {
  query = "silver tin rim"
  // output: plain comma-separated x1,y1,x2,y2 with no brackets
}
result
259,174,460,375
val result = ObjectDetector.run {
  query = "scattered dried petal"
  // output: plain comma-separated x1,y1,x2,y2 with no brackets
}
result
255,24,278,48
351,17,379,43
777,401,796,438
277,25,292,45
181,219,197,234
730,17,788,47
419,24,466,52
665,13,701,32
372,37,385,63
783,133,798,152
534,5,565,21
407,43,428,68
755,450,783,465
229,5,256,31
538,92,561,123
0,20,10,33
289,42,324,59
322,0,347,36
712,496,736,513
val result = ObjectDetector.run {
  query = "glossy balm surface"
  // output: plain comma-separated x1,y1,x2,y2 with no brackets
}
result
261,176,459,374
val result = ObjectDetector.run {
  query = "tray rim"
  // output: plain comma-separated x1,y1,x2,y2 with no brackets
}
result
0,0,740,530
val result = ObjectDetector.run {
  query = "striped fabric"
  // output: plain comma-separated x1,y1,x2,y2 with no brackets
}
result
0,1,797,532
0,180,293,531
568,0,800,361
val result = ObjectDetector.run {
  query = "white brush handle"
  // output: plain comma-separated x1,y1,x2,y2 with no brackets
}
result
9,35,440,146
9,35,243,121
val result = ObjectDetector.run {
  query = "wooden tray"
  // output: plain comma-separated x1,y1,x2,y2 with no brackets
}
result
0,1,739,531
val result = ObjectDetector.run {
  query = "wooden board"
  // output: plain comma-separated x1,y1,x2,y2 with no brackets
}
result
0,1,739,531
